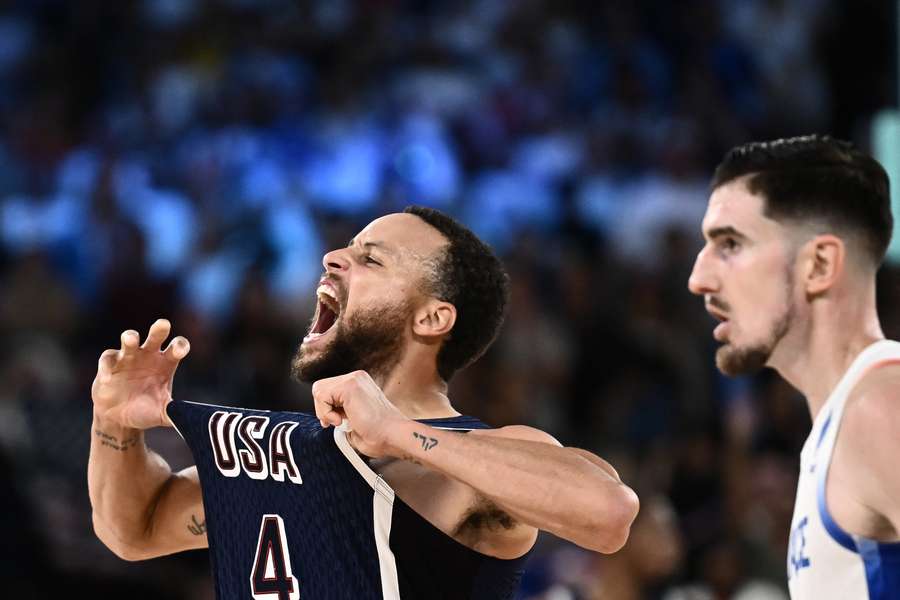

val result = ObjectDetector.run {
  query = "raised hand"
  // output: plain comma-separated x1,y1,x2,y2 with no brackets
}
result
311,370,410,458
92,319,190,430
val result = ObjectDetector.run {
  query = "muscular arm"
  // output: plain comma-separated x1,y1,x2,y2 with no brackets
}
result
837,366,900,539
385,422,639,554
89,415,207,560
88,320,206,560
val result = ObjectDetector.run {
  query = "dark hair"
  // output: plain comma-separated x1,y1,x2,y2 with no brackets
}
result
711,134,892,266
403,205,510,381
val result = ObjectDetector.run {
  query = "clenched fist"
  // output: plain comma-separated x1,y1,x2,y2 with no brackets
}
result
312,370,410,458
92,319,190,430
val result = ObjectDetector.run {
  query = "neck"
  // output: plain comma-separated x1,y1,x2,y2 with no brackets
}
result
370,355,458,420
769,278,884,419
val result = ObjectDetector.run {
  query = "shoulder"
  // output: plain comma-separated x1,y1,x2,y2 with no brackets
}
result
846,361,900,433
468,424,562,447
841,362,900,474
837,361,900,526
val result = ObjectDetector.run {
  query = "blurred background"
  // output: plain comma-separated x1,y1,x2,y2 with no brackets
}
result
1,0,899,598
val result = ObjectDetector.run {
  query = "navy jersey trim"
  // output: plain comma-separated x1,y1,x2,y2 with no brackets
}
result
416,415,491,430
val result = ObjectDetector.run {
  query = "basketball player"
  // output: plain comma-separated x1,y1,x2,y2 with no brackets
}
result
688,135,900,599
89,206,639,599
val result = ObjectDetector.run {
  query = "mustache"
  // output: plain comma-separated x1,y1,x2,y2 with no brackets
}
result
707,296,731,313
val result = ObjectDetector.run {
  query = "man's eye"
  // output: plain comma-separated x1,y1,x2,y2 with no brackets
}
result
721,238,739,252
364,255,381,266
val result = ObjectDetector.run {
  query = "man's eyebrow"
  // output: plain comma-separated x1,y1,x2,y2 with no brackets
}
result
704,225,747,241
346,238,395,254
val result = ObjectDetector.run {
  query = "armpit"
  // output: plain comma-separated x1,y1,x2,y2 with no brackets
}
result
453,495,516,538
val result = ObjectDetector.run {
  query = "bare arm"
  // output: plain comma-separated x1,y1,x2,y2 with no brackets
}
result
88,320,208,559
838,366,900,538
386,421,639,554
89,416,206,559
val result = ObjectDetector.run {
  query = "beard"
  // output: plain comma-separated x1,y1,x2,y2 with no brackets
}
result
290,301,409,383
715,276,795,377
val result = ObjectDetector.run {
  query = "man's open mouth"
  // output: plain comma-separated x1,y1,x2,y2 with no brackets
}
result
304,284,342,343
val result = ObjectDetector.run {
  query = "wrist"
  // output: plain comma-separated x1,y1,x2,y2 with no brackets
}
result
93,411,141,437
383,418,418,458
92,413,144,453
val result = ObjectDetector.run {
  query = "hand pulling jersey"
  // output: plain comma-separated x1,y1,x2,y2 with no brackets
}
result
167,401,530,600
787,340,900,599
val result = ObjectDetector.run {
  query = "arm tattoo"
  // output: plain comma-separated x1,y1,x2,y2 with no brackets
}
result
187,514,207,536
413,431,438,451
94,429,139,452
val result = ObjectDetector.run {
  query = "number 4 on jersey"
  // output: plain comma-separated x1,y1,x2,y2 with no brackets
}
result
251,514,300,600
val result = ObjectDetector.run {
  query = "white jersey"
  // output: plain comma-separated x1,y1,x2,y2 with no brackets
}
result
787,339,900,600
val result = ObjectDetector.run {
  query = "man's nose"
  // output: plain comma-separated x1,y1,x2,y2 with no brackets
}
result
322,248,351,274
687,248,717,296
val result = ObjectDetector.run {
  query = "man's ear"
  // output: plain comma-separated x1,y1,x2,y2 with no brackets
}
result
803,234,844,296
413,300,456,340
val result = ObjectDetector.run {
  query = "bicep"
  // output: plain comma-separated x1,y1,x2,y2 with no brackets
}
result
842,378,900,536
146,466,208,555
864,443,900,532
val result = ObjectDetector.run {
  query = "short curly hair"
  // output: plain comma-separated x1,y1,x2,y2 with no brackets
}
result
403,206,510,381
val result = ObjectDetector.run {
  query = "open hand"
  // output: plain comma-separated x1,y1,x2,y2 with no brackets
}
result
91,319,190,430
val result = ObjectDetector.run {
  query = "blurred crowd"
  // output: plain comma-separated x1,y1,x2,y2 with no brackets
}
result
0,0,897,598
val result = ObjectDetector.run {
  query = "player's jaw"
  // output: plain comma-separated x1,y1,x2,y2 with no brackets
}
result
707,295,794,376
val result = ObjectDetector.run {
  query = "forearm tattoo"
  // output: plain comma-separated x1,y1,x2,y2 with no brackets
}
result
413,431,438,451
94,429,139,452
187,514,206,536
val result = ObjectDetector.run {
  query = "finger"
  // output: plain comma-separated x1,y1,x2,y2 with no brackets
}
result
312,391,343,428
312,393,331,426
143,318,172,351
322,406,343,427
120,330,140,357
97,348,118,373
163,336,191,361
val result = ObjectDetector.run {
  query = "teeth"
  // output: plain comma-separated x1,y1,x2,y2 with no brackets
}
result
303,331,325,344
316,285,340,313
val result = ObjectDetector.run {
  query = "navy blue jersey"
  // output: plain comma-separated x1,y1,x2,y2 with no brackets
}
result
167,400,530,599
